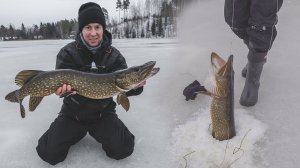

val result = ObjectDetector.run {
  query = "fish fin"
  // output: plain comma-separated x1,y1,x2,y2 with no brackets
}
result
15,70,44,87
203,65,226,98
5,90,19,102
201,80,223,98
20,101,25,118
117,94,130,111
29,96,44,112
196,90,212,97
198,89,223,98
203,71,217,96
196,89,221,98
6,90,26,118
116,94,121,105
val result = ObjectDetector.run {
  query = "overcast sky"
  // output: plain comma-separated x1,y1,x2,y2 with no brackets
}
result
0,0,138,27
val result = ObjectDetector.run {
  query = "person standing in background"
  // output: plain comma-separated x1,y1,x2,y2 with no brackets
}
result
224,0,283,106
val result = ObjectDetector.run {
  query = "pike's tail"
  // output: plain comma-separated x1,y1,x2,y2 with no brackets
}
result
5,90,19,103
5,90,26,118
5,89,25,118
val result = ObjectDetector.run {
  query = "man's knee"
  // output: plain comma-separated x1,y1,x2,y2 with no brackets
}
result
103,133,135,160
36,145,68,165
247,25,277,52
224,5,248,40
36,136,68,165
231,27,248,40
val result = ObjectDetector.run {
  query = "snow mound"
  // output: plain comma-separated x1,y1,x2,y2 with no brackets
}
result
171,108,268,168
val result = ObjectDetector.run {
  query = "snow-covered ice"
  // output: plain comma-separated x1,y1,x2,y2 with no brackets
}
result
0,0,300,168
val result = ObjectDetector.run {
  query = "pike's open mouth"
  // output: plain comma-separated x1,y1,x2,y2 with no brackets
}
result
150,67,160,76
139,61,157,79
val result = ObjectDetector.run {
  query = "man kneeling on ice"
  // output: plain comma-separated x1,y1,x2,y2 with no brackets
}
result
36,2,145,165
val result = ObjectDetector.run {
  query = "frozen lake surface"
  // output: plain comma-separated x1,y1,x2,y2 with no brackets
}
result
1,0,300,167
0,38,177,168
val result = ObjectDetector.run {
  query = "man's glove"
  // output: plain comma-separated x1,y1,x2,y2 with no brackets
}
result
183,80,204,101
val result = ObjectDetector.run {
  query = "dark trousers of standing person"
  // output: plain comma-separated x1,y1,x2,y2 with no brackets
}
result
224,0,283,106
36,105,135,165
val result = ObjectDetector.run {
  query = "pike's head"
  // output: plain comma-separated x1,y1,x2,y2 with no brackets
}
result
116,61,160,91
211,52,233,79
204,52,233,97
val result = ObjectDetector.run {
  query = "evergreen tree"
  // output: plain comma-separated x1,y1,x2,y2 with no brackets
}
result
151,18,156,37
123,0,130,11
116,0,122,23
51,22,57,38
141,27,145,38
39,22,45,39
27,28,33,39
123,0,130,19
0,26,2,38
146,20,150,38
0,25,8,39
158,16,163,37
20,23,27,39
132,29,136,38
45,23,51,38
124,24,130,38
31,25,38,39
8,24,15,39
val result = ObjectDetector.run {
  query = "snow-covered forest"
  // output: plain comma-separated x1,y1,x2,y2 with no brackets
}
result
0,0,193,40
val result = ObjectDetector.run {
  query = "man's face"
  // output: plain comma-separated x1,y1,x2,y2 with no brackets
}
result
82,23,103,47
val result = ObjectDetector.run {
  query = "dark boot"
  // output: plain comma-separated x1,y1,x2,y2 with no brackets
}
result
241,64,247,78
241,38,250,78
240,51,267,106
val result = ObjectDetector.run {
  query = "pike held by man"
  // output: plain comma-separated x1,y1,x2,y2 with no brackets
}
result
5,61,160,118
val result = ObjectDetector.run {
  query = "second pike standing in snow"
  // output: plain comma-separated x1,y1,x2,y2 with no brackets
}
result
183,53,236,141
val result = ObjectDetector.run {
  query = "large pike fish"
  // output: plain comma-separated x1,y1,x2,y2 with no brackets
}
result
201,52,236,140
5,61,159,118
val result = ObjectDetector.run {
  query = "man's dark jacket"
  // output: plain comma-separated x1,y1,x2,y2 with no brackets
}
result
55,30,143,121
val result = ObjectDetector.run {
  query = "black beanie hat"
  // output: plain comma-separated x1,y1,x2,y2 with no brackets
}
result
78,2,106,32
